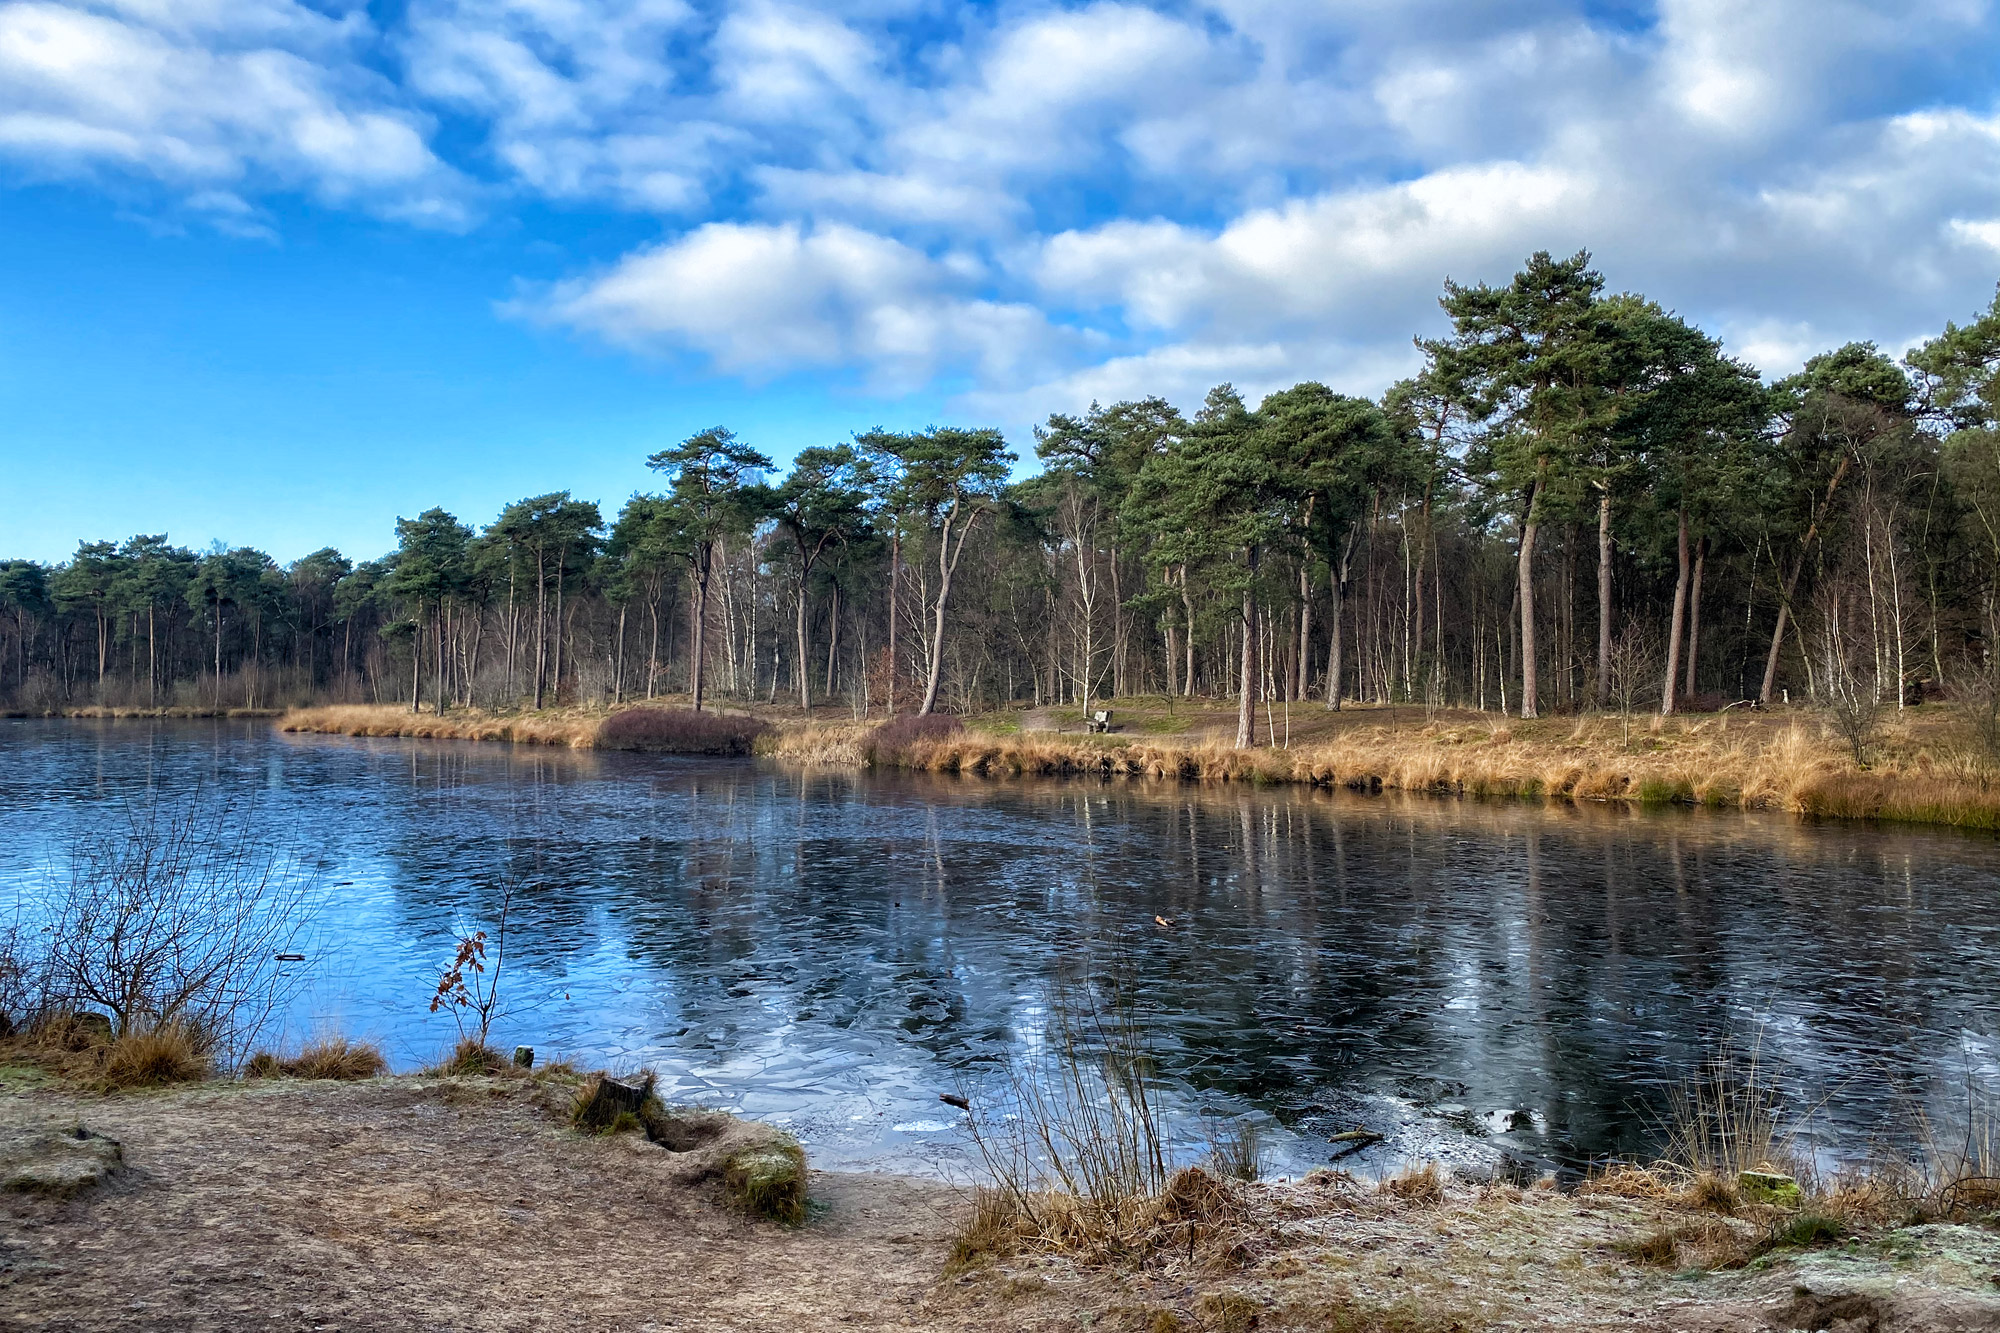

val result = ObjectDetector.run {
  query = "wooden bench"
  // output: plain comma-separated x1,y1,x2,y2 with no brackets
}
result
1086,709,1113,734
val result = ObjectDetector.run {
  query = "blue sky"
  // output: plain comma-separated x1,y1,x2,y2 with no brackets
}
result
6,0,2000,563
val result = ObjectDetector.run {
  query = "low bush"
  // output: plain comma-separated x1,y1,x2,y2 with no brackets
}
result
245,1036,387,1081
597,707,769,755
865,712,964,762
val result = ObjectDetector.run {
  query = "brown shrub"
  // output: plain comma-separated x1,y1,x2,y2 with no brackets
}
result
1580,1160,1687,1201
598,707,769,755
1615,1217,1752,1270
1194,1289,1261,1333
26,1009,114,1054
1684,1171,1740,1214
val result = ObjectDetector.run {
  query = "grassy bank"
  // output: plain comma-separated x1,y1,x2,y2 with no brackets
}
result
274,699,2000,830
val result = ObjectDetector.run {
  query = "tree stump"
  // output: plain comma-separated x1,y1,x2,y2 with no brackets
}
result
573,1073,653,1133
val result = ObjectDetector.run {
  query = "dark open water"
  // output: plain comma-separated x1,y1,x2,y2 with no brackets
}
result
3,719,1996,1178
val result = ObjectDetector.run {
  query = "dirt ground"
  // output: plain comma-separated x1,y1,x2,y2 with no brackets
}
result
4,1074,1999,1332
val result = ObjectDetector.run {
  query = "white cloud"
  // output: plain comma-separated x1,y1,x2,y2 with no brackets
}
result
0,0,464,220
1037,162,1601,337
534,220,1068,391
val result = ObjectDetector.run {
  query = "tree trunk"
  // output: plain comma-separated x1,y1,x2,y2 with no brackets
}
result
690,545,710,712
796,576,813,712
1235,589,1255,746
1325,530,1355,710
1684,535,1707,702
1663,511,1689,715
1296,561,1312,703
825,581,840,700
1235,548,1258,747
614,603,627,705
552,551,566,706
1179,566,1195,696
886,529,900,715
1596,487,1613,707
1761,551,1816,707
1518,506,1540,721
411,610,423,713
532,548,548,710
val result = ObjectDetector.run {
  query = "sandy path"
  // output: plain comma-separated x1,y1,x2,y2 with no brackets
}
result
0,1077,985,1333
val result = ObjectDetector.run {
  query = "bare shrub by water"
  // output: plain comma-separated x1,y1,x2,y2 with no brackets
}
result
597,706,769,754
1660,1041,1794,1180
958,977,1260,1266
14,795,321,1070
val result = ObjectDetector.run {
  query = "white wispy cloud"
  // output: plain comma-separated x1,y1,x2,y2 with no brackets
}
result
0,0,467,222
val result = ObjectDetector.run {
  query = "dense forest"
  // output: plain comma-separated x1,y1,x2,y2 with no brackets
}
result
10,251,2000,746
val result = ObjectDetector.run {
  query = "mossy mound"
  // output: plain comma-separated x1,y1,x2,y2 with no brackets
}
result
723,1138,807,1225
1,1123,124,1198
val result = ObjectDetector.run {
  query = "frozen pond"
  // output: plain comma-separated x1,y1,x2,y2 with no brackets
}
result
4,718,1997,1179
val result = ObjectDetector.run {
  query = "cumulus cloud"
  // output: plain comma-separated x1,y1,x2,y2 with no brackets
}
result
534,220,1069,392
7,0,2000,418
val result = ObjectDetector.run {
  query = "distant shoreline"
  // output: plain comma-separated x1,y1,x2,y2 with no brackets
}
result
5,706,286,719
265,699,2000,833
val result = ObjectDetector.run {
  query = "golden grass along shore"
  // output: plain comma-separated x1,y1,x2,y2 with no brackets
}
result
280,703,604,747
275,700,2000,830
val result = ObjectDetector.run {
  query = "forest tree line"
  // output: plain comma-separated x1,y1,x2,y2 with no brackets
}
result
9,250,2000,747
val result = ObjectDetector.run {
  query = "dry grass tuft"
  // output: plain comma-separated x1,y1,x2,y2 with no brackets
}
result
947,1186,1022,1272
1684,1170,1741,1214
722,1135,809,1225
1580,1160,1689,1201
424,1037,512,1077
94,1023,209,1090
1379,1162,1445,1207
866,713,965,763
1274,1292,1482,1332
245,1035,386,1081
1615,1216,1753,1270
